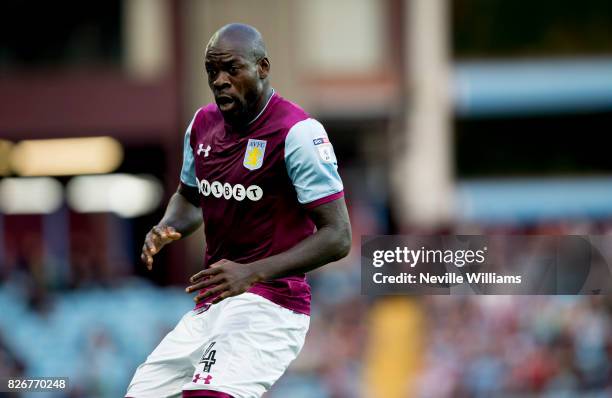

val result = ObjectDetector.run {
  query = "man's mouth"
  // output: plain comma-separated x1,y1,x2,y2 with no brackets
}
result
216,95,236,112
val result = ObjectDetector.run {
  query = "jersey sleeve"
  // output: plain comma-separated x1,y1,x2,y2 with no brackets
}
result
284,118,344,208
180,111,198,187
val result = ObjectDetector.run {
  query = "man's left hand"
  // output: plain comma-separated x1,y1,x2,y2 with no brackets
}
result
186,259,261,304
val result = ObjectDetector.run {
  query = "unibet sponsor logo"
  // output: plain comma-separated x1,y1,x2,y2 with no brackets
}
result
197,178,263,202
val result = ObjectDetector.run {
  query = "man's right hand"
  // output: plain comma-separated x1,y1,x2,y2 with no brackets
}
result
141,225,182,270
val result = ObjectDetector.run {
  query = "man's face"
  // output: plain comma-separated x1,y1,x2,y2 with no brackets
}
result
205,44,262,124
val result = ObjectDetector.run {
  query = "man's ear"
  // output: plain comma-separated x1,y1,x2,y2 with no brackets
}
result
257,57,270,79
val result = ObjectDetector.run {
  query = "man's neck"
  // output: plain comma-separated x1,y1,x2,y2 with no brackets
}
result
227,86,274,129
248,87,274,125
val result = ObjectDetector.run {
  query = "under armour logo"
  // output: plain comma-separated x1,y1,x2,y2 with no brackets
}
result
192,373,213,384
197,144,211,157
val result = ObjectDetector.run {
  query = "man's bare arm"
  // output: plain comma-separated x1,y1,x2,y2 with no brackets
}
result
141,185,203,270
186,197,351,303
160,184,203,234
251,197,351,278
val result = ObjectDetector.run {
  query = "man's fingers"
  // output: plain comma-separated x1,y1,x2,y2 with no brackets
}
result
151,227,171,246
153,225,182,242
164,226,182,240
141,244,153,260
152,225,165,237
141,244,151,257
167,230,182,240
185,275,223,293
141,253,153,270
194,284,228,303
141,225,180,272
145,241,158,255
141,243,155,271
190,266,222,283
190,259,227,282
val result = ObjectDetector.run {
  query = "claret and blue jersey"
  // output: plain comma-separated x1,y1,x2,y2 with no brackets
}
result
180,91,344,315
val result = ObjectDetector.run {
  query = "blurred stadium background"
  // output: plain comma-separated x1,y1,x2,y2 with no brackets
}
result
1,0,611,397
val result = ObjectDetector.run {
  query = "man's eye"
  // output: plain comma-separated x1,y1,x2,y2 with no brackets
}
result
229,66,239,74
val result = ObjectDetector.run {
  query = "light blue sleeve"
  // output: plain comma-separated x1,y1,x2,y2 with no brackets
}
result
284,118,343,205
180,112,198,187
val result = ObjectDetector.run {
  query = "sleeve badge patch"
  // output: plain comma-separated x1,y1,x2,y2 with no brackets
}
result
313,136,335,163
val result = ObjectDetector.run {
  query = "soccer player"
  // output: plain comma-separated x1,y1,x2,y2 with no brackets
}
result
126,23,351,398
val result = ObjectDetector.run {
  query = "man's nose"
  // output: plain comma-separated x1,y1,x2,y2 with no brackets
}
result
213,71,230,90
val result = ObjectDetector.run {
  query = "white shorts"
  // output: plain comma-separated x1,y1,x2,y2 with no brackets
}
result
126,292,310,398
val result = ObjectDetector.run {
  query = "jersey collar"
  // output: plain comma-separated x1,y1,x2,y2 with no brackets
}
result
248,88,275,125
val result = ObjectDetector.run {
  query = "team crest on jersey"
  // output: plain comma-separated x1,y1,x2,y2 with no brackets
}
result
243,139,267,170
